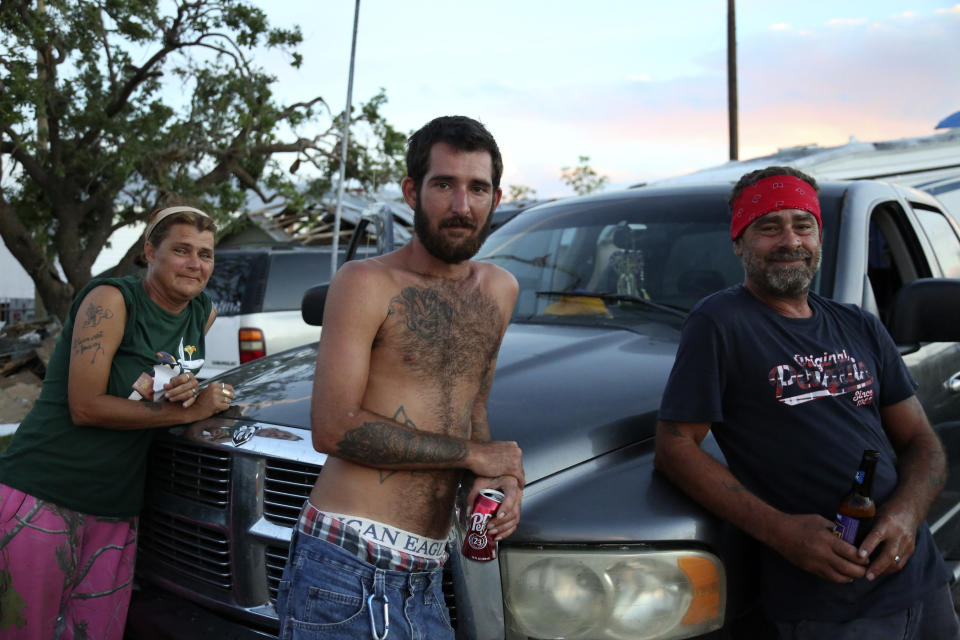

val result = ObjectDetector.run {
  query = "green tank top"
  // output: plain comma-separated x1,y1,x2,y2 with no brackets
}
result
0,276,212,516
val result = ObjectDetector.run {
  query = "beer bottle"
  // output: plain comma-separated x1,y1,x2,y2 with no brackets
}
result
833,449,879,546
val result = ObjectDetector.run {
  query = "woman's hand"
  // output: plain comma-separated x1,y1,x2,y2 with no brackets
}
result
193,381,236,415
164,371,202,407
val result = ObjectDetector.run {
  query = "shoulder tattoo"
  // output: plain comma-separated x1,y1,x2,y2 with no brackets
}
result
82,302,114,328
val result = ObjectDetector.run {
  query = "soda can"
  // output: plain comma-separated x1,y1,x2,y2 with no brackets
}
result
462,489,504,562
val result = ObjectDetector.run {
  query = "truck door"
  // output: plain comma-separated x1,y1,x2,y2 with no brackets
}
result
866,201,960,426
866,200,960,556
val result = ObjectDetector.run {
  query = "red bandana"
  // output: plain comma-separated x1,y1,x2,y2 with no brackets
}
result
730,175,821,240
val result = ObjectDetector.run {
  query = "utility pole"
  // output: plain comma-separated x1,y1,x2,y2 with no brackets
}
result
331,0,361,276
727,0,739,161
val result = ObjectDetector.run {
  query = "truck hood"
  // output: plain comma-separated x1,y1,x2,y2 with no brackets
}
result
216,320,682,484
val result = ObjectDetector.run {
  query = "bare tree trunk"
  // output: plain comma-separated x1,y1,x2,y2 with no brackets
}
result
0,203,74,320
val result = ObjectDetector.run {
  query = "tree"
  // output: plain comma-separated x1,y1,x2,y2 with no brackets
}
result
0,0,405,320
506,184,537,202
560,155,609,196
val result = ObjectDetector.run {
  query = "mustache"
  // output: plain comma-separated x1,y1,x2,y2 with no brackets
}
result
767,249,812,261
439,216,477,230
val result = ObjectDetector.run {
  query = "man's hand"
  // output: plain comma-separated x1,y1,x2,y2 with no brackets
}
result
467,475,523,541
768,513,868,583
467,440,524,488
857,506,919,581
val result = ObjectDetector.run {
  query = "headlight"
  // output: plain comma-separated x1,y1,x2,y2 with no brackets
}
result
502,548,725,640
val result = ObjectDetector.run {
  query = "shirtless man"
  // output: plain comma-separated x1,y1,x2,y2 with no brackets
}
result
277,116,522,640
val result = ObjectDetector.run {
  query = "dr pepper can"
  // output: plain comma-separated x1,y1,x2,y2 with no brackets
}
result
462,489,504,561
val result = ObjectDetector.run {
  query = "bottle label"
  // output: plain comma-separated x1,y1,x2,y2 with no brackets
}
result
833,514,859,544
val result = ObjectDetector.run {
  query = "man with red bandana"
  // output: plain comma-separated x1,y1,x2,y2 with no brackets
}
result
655,166,958,639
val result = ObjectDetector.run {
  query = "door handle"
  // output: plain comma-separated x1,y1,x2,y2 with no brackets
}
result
946,372,960,393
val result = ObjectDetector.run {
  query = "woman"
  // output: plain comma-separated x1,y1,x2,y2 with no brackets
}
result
0,205,235,638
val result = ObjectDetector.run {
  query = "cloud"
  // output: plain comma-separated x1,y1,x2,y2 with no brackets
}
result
935,4,960,14
499,6,959,194
770,23,792,31
827,17,869,27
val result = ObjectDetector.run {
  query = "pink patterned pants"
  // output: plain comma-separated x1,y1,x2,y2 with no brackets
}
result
0,483,137,639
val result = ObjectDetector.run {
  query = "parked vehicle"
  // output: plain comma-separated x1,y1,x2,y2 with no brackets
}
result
129,180,960,639
201,243,375,379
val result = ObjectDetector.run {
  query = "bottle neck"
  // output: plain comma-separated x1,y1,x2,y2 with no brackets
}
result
855,454,879,497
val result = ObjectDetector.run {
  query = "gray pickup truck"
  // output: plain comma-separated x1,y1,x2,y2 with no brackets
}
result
128,180,960,640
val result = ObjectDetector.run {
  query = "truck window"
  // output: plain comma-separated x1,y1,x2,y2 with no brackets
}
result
205,254,255,316
867,203,931,322
912,206,960,278
262,252,335,312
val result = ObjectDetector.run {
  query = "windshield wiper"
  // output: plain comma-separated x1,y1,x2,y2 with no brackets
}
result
535,290,688,318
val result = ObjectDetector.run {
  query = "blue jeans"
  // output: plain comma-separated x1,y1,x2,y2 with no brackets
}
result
277,528,454,640
775,583,959,640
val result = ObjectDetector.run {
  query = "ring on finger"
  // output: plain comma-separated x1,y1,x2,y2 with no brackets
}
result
192,387,198,397
222,385,230,397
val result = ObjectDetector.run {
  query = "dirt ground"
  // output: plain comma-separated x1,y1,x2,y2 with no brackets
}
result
0,378,42,423
0,318,58,424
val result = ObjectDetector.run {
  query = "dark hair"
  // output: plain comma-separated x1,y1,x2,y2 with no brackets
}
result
406,116,503,191
146,205,216,246
728,166,819,211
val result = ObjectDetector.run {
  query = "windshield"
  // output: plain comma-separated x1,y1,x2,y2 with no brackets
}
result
478,188,838,326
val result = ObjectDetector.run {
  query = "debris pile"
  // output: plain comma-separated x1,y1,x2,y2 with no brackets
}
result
0,318,60,424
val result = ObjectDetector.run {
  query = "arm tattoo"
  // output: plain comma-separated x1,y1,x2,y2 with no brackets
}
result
659,422,687,438
722,480,747,493
144,402,163,413
337,421,468,467
82,303,114,328
379,406,417,483
72,331,105,364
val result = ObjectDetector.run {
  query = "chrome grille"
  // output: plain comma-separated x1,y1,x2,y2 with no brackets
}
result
265,544,289,603
148,440,231,508
263,458,321,526
138,510,232,589
443,563,458,629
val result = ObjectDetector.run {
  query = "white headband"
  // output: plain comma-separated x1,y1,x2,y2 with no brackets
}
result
144,206,211,242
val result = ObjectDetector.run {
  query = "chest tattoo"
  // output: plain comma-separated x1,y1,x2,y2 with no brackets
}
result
384,283,502,427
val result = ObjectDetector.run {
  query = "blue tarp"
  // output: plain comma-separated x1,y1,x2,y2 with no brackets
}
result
935,111,960,129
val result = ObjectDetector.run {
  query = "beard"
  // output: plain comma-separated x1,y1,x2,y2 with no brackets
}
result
414,199,494,264
741,245,821,297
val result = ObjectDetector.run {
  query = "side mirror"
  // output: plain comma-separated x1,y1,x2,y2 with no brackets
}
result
887,278,960,344
302,283,330,326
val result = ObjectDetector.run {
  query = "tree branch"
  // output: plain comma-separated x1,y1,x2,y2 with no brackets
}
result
96,5,118,85
1,129,58,194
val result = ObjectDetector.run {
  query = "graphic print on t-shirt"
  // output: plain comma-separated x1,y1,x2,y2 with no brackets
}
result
767,349,874,407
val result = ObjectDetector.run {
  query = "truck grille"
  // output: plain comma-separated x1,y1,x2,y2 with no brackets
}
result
443,563,458,629
265,544,289,603
263,458,322,526
147,440,231,508
138,510,232,589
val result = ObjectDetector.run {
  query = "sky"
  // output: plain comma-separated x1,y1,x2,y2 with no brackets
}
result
4,2,958,292
246,0,960,200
